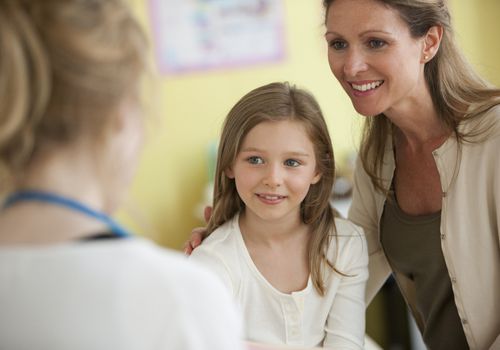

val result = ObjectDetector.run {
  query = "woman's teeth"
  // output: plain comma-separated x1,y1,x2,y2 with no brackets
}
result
351,81,383,92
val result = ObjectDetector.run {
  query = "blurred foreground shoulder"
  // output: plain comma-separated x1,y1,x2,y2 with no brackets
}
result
189,217,241,292
116,238,244,350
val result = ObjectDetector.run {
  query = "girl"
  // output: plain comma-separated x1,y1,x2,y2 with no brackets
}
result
190,82,368,349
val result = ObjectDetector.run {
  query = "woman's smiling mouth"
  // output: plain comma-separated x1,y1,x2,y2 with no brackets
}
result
350,80,384,92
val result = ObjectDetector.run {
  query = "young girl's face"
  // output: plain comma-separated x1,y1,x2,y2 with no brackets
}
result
225,120,321,224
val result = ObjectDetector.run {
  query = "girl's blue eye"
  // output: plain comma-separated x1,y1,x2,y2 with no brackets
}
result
247,156,264,165
368,39,386,49
329,40,347,50
284,159,300,167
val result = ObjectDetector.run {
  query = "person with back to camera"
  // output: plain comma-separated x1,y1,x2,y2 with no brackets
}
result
190,82,369,349
0,1,243,349
187,0,500,349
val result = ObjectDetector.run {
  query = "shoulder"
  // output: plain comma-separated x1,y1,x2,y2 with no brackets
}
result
119,241,241,349
189,217,242,290
333,216,367,247
334,216,365,237
60,238,233,305
83,238,230,295
0,239,244,349
455,104,500,164
460,103,500,139
481,104,500,140
475,103,500,123
190,216,241,264
106,239,244,348
201,217,239,247
327,218,368,266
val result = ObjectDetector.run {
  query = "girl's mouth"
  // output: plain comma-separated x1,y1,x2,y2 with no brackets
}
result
257,193,285,201
256,193,286,203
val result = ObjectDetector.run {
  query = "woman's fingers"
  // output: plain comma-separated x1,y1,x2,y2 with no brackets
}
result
184,227,205,255
204,206,213,223
184,206,212,255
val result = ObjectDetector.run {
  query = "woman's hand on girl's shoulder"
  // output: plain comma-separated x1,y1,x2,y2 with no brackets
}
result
184,206,212,255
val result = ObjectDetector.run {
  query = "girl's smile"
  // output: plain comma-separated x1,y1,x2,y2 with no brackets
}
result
255,192,287,205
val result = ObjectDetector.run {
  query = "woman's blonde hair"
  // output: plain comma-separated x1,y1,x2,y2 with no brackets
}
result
323,0,500,193
0,0,147,189
207,82,339,295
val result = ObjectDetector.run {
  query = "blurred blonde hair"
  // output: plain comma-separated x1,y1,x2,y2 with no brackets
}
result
0,0,147,189
207,82,340,295
324,0,500,193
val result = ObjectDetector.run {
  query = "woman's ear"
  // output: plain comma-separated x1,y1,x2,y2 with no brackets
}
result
421,25,443,63
224,168,235,179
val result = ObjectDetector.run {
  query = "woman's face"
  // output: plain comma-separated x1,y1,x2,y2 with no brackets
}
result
325,0,427,117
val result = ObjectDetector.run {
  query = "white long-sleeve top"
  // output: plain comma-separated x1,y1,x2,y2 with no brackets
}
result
0,238,243,350
190,215,368,349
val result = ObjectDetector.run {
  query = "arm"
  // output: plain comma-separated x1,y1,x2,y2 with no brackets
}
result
348,157,391,305
323,224,368,350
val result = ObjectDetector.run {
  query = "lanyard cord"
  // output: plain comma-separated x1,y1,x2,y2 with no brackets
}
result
3,190,132,238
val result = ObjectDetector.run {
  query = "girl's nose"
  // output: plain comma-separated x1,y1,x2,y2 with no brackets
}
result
263,164,282,188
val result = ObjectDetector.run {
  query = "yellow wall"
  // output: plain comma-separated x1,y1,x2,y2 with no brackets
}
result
121,1,500,250
451,1,500,85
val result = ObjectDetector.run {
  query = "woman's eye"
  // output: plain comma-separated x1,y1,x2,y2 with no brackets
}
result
247,156,264,165
368,39,386,49
284,159,300,167
328,40,347,50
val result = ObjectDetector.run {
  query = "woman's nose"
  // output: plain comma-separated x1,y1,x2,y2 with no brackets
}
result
343,49,368,77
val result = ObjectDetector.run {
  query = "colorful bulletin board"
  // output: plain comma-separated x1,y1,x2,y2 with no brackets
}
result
149,0,286,75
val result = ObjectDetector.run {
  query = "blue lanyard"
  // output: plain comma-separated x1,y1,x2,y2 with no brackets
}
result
3,190,132,238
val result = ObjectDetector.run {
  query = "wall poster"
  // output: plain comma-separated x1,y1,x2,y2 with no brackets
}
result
149,0,286,74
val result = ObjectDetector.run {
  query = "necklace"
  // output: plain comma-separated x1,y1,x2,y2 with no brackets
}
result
3,190,132,238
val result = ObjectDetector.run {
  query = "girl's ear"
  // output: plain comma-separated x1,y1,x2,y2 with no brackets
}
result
224,168,235,179
311,171,322,185
421,25,443,63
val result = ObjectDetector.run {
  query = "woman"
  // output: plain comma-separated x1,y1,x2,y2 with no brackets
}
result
188,0,500,349
324,0,500,349
0,1,242,349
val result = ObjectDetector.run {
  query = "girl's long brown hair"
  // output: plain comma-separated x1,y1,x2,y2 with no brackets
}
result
207,82,340,295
